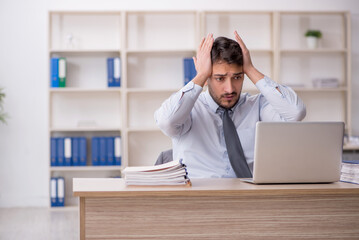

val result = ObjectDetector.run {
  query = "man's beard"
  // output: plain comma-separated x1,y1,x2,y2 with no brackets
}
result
208,87,239,109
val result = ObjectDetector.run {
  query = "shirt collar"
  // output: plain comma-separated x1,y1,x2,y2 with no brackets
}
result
204,89,247,113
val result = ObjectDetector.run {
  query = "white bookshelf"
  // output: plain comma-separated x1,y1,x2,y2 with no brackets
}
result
48,10,353,209
278,11,351,133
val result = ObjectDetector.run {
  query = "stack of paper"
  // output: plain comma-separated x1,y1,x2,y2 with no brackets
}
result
341,160,359,184
312,78,339,88
122,160,191,186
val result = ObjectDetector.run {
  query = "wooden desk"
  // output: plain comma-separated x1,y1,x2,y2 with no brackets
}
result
73,178,359,240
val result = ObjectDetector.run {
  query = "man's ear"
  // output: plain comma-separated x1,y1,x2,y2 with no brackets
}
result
204,79,209,86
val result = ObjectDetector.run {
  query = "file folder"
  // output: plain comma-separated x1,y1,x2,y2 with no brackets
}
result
183,58,196,86
113,57,121,87
64,137,72,166
106,137,115,165
114,137,121,166
51,137,57,166
50,58,59,88
50,177,57,207
57,177,65,207
91,137,99,166
72,137,80,166
57,138,65,166
99,137,107,166
79,137,87,166
58,57,66,87
107,58,114,87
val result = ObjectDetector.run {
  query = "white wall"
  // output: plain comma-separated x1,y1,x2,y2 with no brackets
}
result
0,0,358,207
0,0,48,207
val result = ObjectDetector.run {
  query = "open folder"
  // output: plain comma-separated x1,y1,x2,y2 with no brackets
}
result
122,160,191,186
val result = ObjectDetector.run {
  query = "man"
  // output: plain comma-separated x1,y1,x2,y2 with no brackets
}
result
155,31,306,178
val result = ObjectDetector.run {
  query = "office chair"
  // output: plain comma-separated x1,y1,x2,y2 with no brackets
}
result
155,149,173,165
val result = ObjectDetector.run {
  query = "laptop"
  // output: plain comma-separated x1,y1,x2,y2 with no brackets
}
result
241,122,344,184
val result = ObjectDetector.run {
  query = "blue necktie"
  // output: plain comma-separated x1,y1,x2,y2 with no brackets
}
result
220,108,252,178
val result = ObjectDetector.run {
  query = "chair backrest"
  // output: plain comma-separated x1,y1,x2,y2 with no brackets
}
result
155,149,173,165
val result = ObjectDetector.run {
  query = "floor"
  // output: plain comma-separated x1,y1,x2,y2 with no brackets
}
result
0,207,78,240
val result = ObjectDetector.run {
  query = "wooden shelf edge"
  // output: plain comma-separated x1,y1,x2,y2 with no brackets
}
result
50,166,123,172
49,206,78,212
126,88,179,93
49,88,121,93
50,49,121,53
128,128,161,132
280,49,347,53
50,128,122,132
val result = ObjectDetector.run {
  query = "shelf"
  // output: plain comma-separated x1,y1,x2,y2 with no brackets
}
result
47,10,352,208
50,166,123,172
250,49,273,53
343,145,359,151
50,127,121,132
127,49,271,54
127,88,180,93
280,49,347,54
50,206,78,212
126,49,196,54
127,127,161,132
49,88,121,93
290,87,348,92
50,49,121,54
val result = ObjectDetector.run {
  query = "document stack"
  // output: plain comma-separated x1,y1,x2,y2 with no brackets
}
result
340,160,359,184
122,160,191,186
312,78,339,88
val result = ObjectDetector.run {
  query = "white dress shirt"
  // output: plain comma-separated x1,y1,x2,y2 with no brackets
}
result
154,76,306,178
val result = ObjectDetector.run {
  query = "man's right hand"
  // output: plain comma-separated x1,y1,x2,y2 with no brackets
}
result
192,33,214,87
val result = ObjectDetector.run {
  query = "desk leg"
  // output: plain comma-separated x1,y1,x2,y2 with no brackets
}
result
79,197,85,240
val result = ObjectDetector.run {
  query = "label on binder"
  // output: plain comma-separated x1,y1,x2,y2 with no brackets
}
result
115,137,121,157
64,138,72,158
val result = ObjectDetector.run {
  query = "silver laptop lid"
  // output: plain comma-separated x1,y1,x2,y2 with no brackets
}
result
252,122,344,184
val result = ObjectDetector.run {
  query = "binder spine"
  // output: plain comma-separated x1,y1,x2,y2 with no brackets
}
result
58,58,66,87
183,58,190,86
113,57,121,87
79,137,87,166
72,137,80,166
50,137,57,166
51,58,59,88
189,57,197,82
107,58,114,87
106,137,115,165
99,137,107,166
57,138,65,166
64,137,72,166
50,177,57,207
114,136,122,166
57,177,65,207
91,137,99,166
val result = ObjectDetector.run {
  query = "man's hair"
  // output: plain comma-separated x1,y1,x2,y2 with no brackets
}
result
211,36,243,66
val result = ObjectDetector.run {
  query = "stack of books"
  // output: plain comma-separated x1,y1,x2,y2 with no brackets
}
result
340,160,359,184
122,160,191,186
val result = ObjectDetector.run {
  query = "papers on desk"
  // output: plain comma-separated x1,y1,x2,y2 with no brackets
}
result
122,160,191,186
341,160,359,184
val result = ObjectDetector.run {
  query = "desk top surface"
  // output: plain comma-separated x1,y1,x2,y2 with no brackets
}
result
73,178,359,197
